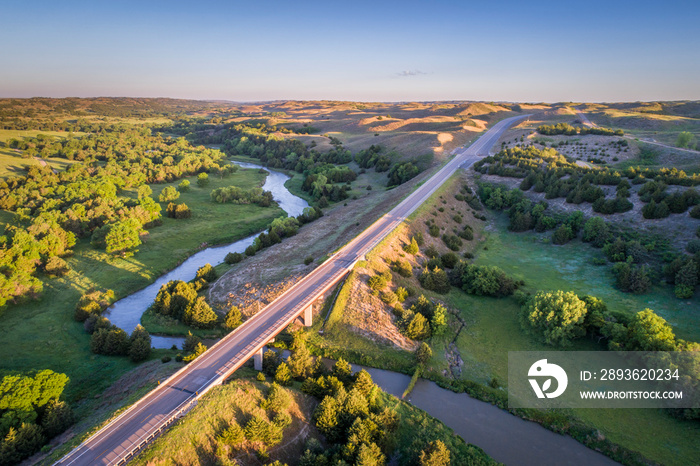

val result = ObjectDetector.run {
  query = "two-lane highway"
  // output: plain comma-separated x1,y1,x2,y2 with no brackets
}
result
56,114,528,466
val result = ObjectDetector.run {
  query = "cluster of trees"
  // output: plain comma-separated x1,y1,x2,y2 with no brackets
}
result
537,123,623,136
301,170,353,203
452,262,519,297
520,288,700,418
245,209,323,258
387,161,421,187
214,382,293,460
638,181,700,219
477,182,698,297
395,295,448,340
475,146,700,215
355,145,393,172
152,264,219,329
0,126,240,306
89,321,152,362
0,370,73,464
210,186,274,206
520,291,605,346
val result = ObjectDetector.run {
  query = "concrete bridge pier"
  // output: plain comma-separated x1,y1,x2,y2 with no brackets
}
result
302,304,313,327
253,347,264,371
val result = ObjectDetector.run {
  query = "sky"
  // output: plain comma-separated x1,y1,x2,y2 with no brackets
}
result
1,0,699,102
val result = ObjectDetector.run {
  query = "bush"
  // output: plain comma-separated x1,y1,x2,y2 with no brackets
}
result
225,252,244,264
161,356,172,363
177,179,190,192
428,224,440,237
304,256,314,265
368,271,391,291
424,244,439,258
393,259,413,278
552,224,574,245
440,252,459,268
442,234,462,251
395,286,409,302
159,186,180,202
687,239,700,254
454,262,517,297
197,172,209,187
404,237,420,255
418,267,451,294
166,202,191,219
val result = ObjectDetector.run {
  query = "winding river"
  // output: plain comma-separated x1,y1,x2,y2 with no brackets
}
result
104,162,308,348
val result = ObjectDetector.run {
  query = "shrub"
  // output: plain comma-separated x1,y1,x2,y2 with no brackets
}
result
404,237,420,255
424,244,439,258
224,306,242,330
380,291,398,305
440,252,459,268
197,172,209,187
225,252,244,264
392,259,413,278
304,256,314,265
195,263,217,283
395,286,409,302
442,234,462,251
159,186,180,202
454,262,517,297
418,267,451,294
166,202,191,219
552,224,574,245
687,239,700,254
177,179,190,192
428,224,440,237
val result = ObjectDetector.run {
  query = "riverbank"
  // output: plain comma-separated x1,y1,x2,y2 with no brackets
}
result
0,164,284,403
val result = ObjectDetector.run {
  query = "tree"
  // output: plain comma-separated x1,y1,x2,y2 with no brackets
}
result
627,309,676,351
356,442,385,466
418,267,451,294
195,263,217,283
105,219,142,256
520,290,588,346
404,237,419,255
288,335,314,379
158,186,180,202
137,184,153,199
224,306,242,330
419,440,450,466
582,217,611,248
183,342,207,362
41,400,73,438
314,396,340,441
430,303,447,335
405,313,430,340
332,358,353,384
415,342,433,365
217,422,245,447
676,131,697,149
552,224,574,245
183,296,217,329
274,362,292,386
177,179,190,192
128,325,151,362
675,260,698,299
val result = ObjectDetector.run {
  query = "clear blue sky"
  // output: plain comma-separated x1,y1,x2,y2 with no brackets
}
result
2,0,699,102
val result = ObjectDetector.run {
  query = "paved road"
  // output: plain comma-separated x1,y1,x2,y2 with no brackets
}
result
56,114,528,466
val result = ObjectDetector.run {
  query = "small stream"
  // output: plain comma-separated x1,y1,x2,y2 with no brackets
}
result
104,162,308,348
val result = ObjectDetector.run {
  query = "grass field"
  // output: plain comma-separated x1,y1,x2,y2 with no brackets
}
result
0,167,284,404
432,216,700,465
